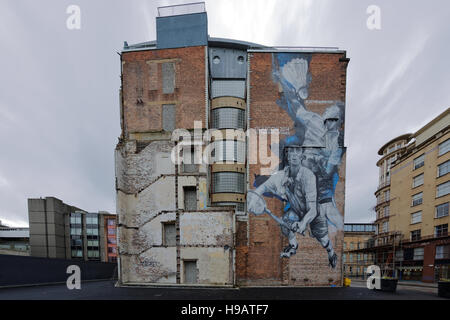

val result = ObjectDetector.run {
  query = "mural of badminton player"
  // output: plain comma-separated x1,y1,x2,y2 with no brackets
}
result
249,53,344,268
247,145,318,259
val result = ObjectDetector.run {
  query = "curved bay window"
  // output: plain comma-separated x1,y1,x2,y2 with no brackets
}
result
214,140,245,163
212,172,245,194
211,108,246,130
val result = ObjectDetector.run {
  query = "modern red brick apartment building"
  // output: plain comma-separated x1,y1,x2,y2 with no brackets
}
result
115,3,349,287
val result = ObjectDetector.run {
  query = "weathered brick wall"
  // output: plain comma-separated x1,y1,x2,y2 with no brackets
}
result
121,46,206,137
243,51,349,286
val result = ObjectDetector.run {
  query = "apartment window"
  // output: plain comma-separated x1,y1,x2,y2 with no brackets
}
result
436,202,449,218
87,240,99,247
342,254,346,263
70,228,82,236
349,254,353,262
163,222,176,246
438,138,450,156
411,229,421,241
86,214,98,225
162,62,175,94
438,160,450,177
435,224,448,237
413,174,424,188
350,242,354,250
436,245,450,259
107,219,116,226
437,181,450,197
413,247,424,261
86,228,99,236
411,211,422,224
343,242,346,250
412,192,423,206
183,187,197,211
413,154,425,170
87,250,100,258
384,206,390,218
384,190,390,202
382,221,389,233
107,237,117,245
108,228,116,236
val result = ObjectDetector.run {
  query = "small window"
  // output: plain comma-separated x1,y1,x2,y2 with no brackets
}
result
437,181,450,197
411,229,421,241
436,203,449,218
384,190,390,201
163,222,176,246
411,211,422,224
438,160,450,177
412,192,423,206
435,224,448,237
412,174,424,188
439,139,450,156
413,154,425,170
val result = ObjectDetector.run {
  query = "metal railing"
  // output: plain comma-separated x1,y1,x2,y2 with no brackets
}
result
158,2,206,17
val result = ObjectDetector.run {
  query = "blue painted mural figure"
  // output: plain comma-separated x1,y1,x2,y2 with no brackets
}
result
247,53,345,268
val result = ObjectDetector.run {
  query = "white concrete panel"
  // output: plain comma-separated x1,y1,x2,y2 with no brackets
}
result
180,211,233,246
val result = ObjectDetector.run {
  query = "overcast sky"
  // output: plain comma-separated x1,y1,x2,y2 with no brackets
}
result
0,0,449,227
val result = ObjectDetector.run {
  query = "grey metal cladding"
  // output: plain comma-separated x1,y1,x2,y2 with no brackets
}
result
156,13,208,50
212,172,245,193
211,80,246,99
211,108,246,129
162,63,175,94
209,48,247,78
162,104,176,131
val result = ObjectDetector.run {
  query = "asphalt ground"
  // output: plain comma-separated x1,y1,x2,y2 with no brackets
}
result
0,279,445,300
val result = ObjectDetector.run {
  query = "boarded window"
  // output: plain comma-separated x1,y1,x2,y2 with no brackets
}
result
162,104,176,131
162,62,175,94
184,187,197,211
184,260,198,284
163,222,176,246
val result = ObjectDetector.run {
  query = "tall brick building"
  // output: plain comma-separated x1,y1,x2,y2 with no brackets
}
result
115,3,349,286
